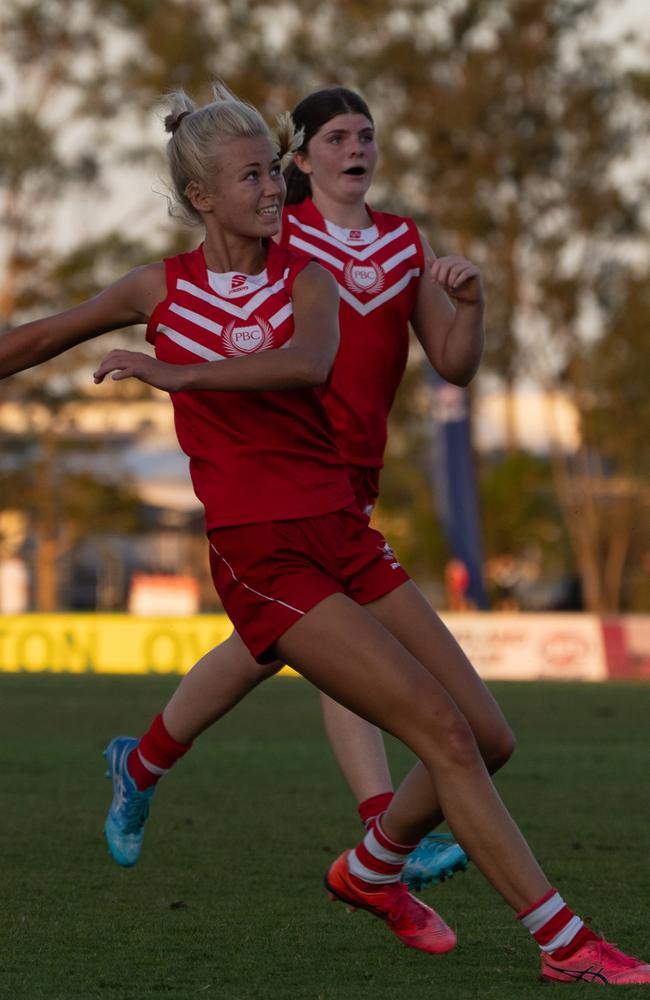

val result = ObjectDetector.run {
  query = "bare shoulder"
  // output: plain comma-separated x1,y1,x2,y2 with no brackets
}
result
128,262,167,314
103,261,167,322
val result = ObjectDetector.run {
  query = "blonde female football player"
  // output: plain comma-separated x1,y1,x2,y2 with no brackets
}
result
2,84,647,982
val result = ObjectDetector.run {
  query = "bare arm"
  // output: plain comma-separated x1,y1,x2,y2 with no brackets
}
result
0,263,166,380
93,262,340,393
411,232,485,387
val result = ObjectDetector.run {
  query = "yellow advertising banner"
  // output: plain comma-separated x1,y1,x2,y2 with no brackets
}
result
2,611,647,680
0,613,299,675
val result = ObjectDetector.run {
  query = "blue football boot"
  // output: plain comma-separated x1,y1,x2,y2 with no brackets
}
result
103,736,154,867
401,832,469,891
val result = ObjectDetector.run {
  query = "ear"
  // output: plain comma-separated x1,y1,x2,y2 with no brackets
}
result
292,150,312,176
186,180,213,214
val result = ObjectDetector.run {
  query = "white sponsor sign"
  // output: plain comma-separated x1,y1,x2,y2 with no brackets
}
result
128,574,200,616
439,612,608,681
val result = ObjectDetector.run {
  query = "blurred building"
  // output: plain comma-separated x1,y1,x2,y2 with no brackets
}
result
0,387,583,612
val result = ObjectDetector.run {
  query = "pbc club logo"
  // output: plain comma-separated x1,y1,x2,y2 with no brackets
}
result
222,316,274,355
344,258,386,295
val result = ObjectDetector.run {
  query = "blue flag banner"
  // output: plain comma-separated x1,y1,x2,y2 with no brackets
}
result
426,371,489,609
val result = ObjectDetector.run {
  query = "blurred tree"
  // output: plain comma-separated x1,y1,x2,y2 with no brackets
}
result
0,0,217,607
550,269,650,610
480,451,565,567
1,433,141,609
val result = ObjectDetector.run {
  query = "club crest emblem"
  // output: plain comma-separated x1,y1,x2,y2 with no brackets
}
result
343,259,386,295
222,316,274,355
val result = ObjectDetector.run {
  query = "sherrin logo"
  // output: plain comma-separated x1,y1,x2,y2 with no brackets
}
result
230,274,248,292
344,258,386,295
222,316,274,355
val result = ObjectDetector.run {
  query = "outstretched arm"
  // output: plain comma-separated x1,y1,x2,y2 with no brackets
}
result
411,232,485,387
0,263,165,380
93,262,340,393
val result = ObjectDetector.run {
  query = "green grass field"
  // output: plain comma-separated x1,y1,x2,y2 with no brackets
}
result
1,673,649,1000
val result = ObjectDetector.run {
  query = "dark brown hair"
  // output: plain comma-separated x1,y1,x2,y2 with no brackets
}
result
284,87,374,205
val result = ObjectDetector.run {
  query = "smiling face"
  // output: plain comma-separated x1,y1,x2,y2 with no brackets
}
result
294,112,378,207
190,133,286,239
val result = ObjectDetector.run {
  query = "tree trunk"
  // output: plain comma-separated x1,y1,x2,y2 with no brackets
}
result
33,431,60,611
34,535,59,611
543,390,604,612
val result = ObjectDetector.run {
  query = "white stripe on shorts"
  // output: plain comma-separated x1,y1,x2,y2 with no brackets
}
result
209,541,306,616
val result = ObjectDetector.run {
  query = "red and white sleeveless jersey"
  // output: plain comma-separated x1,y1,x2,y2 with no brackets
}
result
146,241,353,531
280,198,424,467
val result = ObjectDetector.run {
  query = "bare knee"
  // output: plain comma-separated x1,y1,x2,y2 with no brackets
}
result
441,714,485,770
238,655,282,685
222,633,282,684
483,723,516,775
256,658,284,681
406,706,483,773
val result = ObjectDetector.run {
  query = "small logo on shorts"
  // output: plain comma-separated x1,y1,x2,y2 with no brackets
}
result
379,541,400,570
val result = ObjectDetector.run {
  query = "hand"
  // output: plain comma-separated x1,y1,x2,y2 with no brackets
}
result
93,349,187,391
428,255,484,306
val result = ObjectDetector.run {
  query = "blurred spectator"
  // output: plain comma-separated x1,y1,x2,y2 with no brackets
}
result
487,554,521,610
445,558,473,610
0,555,29,613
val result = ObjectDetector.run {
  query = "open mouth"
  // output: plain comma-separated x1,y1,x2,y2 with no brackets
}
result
343,166,366,176
257,205,279,217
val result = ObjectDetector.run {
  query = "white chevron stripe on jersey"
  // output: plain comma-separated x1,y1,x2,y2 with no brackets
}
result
268,301,293,329
287,215,409,261
382,244,419,274
338,268,420,316
176,277,286,321
157,323,228,362
288,237,344,271
170,301,223,336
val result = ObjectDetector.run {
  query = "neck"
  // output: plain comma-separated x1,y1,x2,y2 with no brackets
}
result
310,191,373,230
202,230,267,275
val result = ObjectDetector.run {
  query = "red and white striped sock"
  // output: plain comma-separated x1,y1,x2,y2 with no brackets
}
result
518,889,590,954
357,792,394,830
127,713,193,791
347,814,418,887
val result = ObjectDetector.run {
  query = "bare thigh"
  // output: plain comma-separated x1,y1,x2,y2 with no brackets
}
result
365,581,514,764
274,592,474,764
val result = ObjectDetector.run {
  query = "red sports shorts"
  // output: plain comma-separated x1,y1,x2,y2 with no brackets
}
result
208,503,409,662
